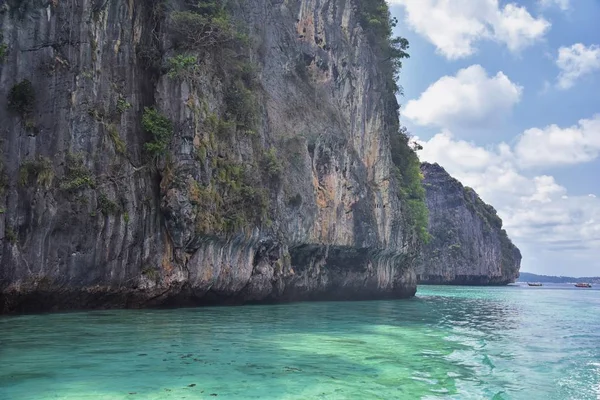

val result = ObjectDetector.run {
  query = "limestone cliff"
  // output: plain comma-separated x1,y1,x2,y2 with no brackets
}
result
0,0,424,313
417,163,521,285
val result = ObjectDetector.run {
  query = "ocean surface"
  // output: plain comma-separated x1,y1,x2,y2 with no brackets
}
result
1,284,599,399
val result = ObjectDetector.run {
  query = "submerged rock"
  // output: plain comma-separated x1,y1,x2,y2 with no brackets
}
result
417,163,521,285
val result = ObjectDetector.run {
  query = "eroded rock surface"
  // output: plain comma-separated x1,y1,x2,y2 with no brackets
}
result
0,0,420,313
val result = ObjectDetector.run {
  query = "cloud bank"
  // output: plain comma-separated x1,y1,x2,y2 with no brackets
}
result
556,43,600,89
403,65,522,129
390,0,550,59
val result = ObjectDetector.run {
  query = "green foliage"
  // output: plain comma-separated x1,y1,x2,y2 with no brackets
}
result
284,136,306,170
500,229,519,274
116,97,132,113
141,266,159,281
460,182,518,274
81,70,94,80
262,147,283,180
205,113,235,138
19,157,54,189
107,124,127,154
407,197,430,243
167,54,199,79
97,193,122,215
483,204,502,229
7,79,35,117
232,61,259,89
0,33,8,61
166,0,261,135
60,153,95,191
196,141,208,163
188,0,223,16
224,76,259,134
24,118,37,133
142,107,173,156
169,1,260,133
464,186,503,230
0,159,8,195
191,157,269,235
159,1,268,236
355,1,410,93
170,6,235,50
137,44,162,73
464,185,517,275
4,226,17,244
391,127,430,244
87,107,103,121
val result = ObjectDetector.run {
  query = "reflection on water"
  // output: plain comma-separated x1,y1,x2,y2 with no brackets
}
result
0,286,599,399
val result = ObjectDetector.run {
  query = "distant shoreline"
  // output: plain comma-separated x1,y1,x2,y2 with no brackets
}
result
519,272,600,284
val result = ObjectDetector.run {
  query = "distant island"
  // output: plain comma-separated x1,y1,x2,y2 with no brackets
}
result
519,272,600,284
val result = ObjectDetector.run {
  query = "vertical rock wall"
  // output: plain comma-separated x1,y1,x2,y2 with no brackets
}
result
417,163,521,285
0,0,420,313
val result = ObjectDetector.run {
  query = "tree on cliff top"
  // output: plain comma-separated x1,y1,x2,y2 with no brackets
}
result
355,0,410,94
391,127,431,244
355,1,428,243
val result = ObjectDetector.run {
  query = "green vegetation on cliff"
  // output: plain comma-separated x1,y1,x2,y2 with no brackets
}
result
18,156,54,189
142,107,173,158
355,1,429,244
0,33,7,61
170,0,238,49
60,153,95,192
159,1,270,236
0,0,432,312
418,163,521,284
355,0,410,94
391,127,430,243
463,188,519,277
7,79,35,117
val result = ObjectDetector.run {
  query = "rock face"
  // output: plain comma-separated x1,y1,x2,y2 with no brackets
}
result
417,163,521,285
0,0,422,313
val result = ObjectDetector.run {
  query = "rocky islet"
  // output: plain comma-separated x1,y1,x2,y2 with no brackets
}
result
0,0,520,314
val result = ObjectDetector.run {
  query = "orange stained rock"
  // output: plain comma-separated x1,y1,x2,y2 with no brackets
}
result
296,15,315,39
161,237,174,274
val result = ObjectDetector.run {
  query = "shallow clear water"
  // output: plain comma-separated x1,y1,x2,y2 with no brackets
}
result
1,284,599,399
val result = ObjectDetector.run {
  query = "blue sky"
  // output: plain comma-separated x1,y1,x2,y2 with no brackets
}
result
388,0,600,276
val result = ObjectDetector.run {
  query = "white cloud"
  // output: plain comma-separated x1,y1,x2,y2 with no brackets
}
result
403,65,522,128
538,0,570,11
515,115,600,167
390,0,550,59
556,43,600,89
525,176,567,203
492,4,551,53
415,129,600,276
503,196,600,251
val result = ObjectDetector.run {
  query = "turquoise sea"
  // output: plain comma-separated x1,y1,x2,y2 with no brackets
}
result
1,284,599,399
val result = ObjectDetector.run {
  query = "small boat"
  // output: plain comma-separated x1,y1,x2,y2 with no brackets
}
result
527,282,543,287
575,283,592,288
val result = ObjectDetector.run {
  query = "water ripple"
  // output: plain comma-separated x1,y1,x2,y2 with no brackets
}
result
0,285,598,399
